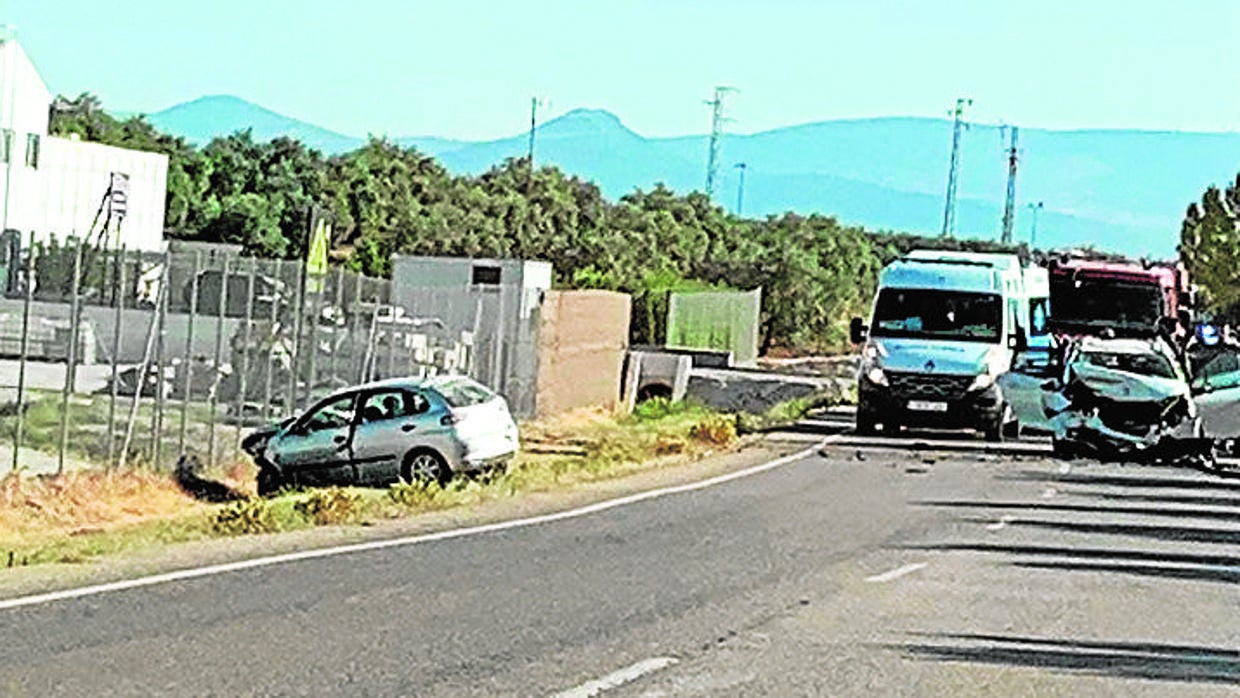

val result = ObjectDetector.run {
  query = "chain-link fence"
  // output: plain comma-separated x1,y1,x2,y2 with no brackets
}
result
0,236,482,475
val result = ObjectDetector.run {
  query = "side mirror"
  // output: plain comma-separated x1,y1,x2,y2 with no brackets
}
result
850,317,868,345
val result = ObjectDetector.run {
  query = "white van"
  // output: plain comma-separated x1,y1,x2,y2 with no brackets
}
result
849,251,1032,440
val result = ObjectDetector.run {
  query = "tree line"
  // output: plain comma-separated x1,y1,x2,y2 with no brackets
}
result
50,93,1025,353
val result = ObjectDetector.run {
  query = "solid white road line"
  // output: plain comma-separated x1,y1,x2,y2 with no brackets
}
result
551,656,680,698
865,562,928,583
0,439,837,612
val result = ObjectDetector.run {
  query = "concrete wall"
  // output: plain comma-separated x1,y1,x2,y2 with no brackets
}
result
536,290,630,418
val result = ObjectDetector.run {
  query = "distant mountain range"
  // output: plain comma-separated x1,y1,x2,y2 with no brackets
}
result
139,95,1240,258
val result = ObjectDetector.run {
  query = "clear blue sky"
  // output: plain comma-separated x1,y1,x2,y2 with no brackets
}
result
9,0,1237,140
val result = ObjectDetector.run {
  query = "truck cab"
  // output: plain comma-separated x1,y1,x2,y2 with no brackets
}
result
1047,256,1190,340
850,252,1027,441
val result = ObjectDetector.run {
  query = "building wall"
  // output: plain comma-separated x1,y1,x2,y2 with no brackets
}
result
0,37,52,238
0,35,168,252
391,255,553,418
536,290,631,418
36,138,169,251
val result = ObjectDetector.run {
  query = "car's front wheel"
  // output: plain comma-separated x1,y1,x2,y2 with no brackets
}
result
256,465,284,498
403,449,452,488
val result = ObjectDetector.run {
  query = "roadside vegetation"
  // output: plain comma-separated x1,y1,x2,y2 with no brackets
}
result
0,400,766,569
49,94,1024,355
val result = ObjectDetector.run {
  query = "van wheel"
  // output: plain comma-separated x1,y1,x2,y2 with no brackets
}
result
403,449,451,487
855,411,878,435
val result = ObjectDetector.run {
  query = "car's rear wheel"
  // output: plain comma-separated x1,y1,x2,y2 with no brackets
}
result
403,449,451,487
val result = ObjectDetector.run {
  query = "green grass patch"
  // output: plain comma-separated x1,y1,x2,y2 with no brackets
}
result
736,390,842,435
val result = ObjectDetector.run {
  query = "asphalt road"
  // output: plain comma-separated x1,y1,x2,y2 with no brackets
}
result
0,416,1237,696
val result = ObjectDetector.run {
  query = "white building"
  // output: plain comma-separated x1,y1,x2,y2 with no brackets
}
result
0,29,167,252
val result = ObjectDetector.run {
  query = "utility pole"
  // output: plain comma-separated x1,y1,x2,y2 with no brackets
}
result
734,162,747,215
527,97,546,171
1028,201,1044,247
1000,126,1019,244
941,97,972,237
704,86,737,198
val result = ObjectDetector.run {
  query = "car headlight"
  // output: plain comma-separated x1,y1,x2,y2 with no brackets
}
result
968,372,995,391
866,366,889,386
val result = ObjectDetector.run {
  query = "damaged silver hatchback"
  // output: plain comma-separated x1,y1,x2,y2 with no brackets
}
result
1000,336,1219,465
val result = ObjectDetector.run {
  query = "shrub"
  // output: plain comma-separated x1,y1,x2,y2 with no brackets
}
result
211,498,278,535
388,480,446,509
294,488,361,526
632,397,688,422
689,414,737,446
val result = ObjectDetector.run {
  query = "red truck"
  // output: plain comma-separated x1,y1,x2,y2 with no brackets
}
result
1046,254,1193,340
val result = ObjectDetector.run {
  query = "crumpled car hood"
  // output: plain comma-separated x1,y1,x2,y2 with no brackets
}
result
1067,363,1188,404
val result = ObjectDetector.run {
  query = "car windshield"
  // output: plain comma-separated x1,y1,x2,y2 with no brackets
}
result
1080,350,1176,379
1050,280,1163,328
433,379,497,407
871,289,1002,343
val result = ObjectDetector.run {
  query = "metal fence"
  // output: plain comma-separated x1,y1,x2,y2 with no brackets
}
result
0,236,483,475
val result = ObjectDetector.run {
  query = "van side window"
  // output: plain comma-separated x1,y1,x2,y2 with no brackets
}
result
1029,298,1050,336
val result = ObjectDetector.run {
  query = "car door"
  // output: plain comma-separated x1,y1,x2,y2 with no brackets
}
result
352,388,435,485
1190,346,1240,437
998,349,1058,433
272,392,358,487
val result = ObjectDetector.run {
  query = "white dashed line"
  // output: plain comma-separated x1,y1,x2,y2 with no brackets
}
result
551,656,680,698
985,515,1015,531
865,562,928,583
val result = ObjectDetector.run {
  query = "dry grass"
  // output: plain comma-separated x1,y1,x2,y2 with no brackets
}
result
0,469,200,535
0,403,741,569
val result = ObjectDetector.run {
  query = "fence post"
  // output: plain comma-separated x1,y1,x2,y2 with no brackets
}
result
262,260,278,422
286,260,305,415
119,273,165,471
207,255,229,468
234,257,256,458
152,250,170,470
307,271,322,401
11,232,36,473
179,250,200,456
57,237,84,476
351,273,363,383
330,266,344,386
106,245,126,469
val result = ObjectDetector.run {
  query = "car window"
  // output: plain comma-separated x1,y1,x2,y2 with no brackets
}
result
360,390,429,423
303,394,355,432
433,379,496,407
1081,351,1176,379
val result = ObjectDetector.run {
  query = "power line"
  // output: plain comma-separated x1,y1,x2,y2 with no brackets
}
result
704,86,737,198
940,97,971,237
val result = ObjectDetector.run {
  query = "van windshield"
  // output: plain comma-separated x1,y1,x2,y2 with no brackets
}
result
872,289,1002,343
